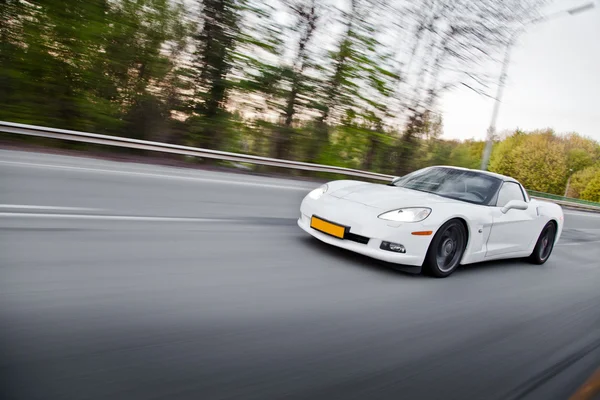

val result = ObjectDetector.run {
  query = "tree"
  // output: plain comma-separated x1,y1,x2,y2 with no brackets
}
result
567,148,594,173
105,0,192,140
191,0,241,149
569,166,600,198
5,0,596,188
488,130,525,178
515,132,567,194
489,130,568,194
271,0,320,160
0,0,31,120
0,0,114,131
0,0,189,140
447,140,483,169
581,175,600,202
311,0,399,167
393,111,429,175
393,0,546,121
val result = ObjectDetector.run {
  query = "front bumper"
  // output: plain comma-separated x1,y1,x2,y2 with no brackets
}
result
298,195,434,266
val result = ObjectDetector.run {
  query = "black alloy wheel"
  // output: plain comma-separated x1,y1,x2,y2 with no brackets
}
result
423,219,467,278
528,222,557,265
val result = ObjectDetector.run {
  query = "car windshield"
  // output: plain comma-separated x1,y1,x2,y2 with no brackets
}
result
393,167,502,205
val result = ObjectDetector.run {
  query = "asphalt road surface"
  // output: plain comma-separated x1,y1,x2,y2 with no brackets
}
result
1,149,600,400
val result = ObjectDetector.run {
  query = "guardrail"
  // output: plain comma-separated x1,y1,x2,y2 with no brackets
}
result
0,121,394,181
2,120,599,212
528,191,600,212
528,190,600,208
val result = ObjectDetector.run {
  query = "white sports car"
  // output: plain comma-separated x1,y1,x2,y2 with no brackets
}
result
298,166,564,277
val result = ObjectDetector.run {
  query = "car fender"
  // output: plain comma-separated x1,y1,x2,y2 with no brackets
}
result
530,199,564,244
420,203,494,265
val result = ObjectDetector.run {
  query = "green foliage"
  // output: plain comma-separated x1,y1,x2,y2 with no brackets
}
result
193,0,240,115
1,0,598,200
0,0,190,138
581,175,600,202
568,166,600,198
567,148,594,172
454,140,485,169
489,130,600,196
513,132,567,194
488,130,526,179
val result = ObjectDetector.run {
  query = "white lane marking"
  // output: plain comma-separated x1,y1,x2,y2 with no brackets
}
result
556,240,600,247
0,160,314,191
0,212,239,222
0,204,100,211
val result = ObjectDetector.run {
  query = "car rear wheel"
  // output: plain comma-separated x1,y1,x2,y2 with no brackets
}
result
423,219,467,278
528,222,556,265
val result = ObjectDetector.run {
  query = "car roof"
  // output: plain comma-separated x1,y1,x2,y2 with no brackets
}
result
431,165,519,183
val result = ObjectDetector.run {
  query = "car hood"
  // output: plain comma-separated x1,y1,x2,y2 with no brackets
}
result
328,182,457,209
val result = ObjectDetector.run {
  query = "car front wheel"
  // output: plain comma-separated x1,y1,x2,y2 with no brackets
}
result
423,219,467,278
528,222,556,264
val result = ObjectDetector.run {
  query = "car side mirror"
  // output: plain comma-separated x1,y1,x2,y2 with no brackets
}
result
501,200,528,214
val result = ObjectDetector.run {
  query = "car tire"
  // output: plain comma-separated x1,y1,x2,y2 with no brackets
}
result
528,222,556,265
423,219,467,278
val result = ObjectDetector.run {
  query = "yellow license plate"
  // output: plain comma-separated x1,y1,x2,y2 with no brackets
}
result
310,216,346,239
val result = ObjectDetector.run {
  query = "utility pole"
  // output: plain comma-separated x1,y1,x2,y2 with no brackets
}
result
480,2,596,171
480,37,513,171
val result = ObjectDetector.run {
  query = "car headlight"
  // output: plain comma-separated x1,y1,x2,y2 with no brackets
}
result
378,207,431,222
308,184,328,200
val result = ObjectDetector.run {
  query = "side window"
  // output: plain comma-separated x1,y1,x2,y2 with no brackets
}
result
496,182,526,207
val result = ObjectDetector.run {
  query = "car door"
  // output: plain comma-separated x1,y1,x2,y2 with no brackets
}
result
485,181,539,258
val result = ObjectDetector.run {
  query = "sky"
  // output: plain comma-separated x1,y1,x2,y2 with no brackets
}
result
439,0,600,142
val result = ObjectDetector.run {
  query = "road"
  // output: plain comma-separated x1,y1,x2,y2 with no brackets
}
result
1,149,600,400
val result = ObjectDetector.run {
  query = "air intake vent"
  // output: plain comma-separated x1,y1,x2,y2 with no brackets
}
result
345,232,370,245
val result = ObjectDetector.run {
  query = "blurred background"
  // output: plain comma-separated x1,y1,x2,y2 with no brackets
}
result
2,2,600,400
1,0,598,198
